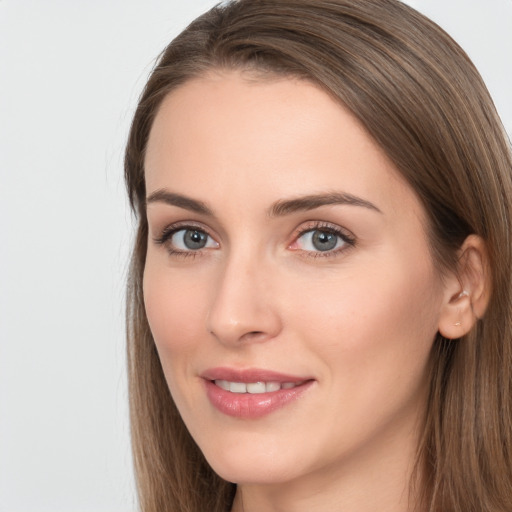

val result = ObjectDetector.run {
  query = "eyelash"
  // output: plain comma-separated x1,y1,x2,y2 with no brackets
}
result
153,222,214,259
153,221,356,259
290,221,356,259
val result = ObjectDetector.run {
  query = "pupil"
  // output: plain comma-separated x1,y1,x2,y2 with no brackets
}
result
312,230,337,251
184,230,207,250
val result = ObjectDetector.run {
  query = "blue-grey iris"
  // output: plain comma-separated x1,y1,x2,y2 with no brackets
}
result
183,230,208,250
312,230,337,251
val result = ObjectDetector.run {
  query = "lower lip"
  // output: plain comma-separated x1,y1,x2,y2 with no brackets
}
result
204,380,314,419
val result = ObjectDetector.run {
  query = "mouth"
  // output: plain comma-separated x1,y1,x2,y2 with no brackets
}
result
201,368,314,418
213,379,305,394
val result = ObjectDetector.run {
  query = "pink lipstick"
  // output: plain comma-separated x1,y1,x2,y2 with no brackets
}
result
201,367,314,419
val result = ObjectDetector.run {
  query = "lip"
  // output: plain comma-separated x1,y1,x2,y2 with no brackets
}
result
201,367,315,419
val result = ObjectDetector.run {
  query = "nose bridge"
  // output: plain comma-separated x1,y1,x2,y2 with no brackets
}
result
206,244,281,346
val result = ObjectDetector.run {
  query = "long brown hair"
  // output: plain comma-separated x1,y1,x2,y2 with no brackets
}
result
124,1,512,510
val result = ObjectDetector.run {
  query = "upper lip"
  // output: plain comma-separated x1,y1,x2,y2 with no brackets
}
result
201,367,312,383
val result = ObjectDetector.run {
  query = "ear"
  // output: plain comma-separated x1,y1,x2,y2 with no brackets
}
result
438,235,491,339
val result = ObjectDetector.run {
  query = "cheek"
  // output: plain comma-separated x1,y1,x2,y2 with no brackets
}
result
288,254,442,387
142,259,214,420
143,261,207,361
287,261,442,453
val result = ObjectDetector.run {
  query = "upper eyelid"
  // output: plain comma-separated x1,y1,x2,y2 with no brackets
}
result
153,221,216,241
292,220,355,239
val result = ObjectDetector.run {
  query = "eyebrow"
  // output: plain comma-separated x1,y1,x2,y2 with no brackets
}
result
145,189,381,217
146,189,213,216
268,192,382,217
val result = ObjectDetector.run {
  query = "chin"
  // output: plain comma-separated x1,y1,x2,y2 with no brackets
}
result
197,435,303,485
210,459,299,486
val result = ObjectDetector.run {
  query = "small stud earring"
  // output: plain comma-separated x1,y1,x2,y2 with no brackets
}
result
458,290,469,299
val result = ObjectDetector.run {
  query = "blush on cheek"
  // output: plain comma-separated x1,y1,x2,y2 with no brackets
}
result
143,284,204,424
145,295,197,352
143,267,190,349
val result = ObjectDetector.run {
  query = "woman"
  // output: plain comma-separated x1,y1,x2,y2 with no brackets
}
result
124,0,512,510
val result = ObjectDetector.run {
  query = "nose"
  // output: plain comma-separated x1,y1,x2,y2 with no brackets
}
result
206,251,282,347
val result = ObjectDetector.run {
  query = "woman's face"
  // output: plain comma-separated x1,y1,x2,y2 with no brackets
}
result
143,71,447,487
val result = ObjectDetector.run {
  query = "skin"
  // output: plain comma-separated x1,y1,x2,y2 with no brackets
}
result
143,71,464,512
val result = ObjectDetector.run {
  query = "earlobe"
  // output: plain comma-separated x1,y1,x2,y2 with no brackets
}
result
438,288,474,339
437,235,490,339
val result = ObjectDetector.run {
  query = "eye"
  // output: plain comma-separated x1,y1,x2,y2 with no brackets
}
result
289,223,355,256
154,225,219,255
297,229,344,252
171,228,217,251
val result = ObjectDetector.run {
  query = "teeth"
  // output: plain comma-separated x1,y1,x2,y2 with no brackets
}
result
215,380,230,391
247,382,266,394
265,381,281,392
229,382,247,393
214,380,302,394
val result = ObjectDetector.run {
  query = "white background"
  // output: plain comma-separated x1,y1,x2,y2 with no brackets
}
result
0,1,510,511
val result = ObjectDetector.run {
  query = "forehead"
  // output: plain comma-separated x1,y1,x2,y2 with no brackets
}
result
144,70,424,224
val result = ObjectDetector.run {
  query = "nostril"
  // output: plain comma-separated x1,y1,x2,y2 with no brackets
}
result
240,331,267,342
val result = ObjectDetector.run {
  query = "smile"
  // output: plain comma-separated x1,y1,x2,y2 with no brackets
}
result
201,368,315,418
213,380,304,394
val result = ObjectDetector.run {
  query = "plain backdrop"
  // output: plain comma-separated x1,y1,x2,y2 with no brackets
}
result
0,1,510,511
